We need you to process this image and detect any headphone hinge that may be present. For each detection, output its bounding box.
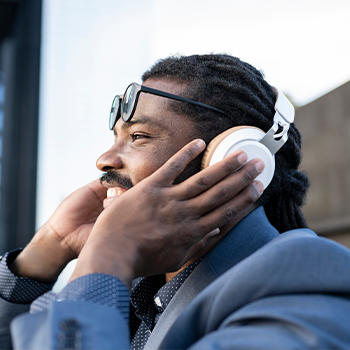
[259,112,290,155]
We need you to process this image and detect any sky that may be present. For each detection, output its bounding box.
[36,0,350,228]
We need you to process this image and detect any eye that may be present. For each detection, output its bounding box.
[131,133,149,141]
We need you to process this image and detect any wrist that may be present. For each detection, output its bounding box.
[10,223,76,283]
[70,238,136,290]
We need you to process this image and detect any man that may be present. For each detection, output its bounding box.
[1,54,350,349]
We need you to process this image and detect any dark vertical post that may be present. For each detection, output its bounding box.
[0,0,42,252]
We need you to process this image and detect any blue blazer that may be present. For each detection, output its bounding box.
[7,207,350,349]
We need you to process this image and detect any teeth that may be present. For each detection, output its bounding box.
[107,187,126,198]
[107,188,117,197]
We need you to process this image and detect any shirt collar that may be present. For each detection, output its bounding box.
[130,258,203,315]
[154,258,203,312]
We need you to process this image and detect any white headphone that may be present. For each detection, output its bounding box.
[201,88,295,189]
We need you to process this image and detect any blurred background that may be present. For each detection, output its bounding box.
[1,0,350,254]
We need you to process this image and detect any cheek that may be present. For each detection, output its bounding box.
[130,145,181,183]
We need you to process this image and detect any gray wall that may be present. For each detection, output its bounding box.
[295,81,350,247]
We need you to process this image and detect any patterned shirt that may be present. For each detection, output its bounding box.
[0,249,202,350]
[0,250,55,303]
[130,258,202,350]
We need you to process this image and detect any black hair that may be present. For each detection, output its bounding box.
[142,54,309,233]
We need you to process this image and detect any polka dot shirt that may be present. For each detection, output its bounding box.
[30,273,130,323]
[130,258,202,350]
[0,249,202,350]
[0,250,54,304]
[0,249,130,323]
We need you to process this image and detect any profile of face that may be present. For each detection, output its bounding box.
[96,79,202,208]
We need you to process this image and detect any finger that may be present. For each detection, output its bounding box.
[175,150,248,200]
[195,180,264,235]
[186,159,264,216]
[86,179,108,201]
[150,139,206,186]
[206,228,221,238]
[181,228,221,266]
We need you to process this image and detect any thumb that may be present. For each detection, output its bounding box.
[185,228,221,262]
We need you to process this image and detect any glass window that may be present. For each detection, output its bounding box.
[0,71,5,203]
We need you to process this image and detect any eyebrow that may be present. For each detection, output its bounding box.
[120,116,168,131]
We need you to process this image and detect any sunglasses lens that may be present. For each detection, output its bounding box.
[122,84,136,121]
[109,95,120,130]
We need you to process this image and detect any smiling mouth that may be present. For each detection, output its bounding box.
[103,186,128,209]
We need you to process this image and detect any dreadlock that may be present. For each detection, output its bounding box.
[142,54,309,233]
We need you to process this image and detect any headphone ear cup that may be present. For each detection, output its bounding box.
[202,126,246,169]
[201,126,275,189]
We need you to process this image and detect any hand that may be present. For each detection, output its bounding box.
[71,139,264,289]
[10,179,107,283]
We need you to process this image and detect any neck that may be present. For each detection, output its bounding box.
[165,203,257,282]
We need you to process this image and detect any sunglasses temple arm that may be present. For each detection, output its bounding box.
[142,87,226,115]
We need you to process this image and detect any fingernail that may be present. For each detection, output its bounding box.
[237,152,247,165]
[255,160,265,173]
[196,139,206,149]
[207,228,220,238]
[254,181,264,195]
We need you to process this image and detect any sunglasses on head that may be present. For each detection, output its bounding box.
[109,82,226,130]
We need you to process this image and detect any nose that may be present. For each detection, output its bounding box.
[96,145,123,172]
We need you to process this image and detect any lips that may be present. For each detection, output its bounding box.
[103,186,128,209]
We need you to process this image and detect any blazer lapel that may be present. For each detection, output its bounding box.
[144,207,279,350]
[143,258,218,350]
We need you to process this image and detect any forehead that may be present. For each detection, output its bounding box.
[138,78,188,117]
[118,79,194,131]
[143,78,187,94]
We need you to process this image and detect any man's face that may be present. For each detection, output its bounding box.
[97,79,202,208]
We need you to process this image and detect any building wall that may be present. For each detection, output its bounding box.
[295,81,350,247]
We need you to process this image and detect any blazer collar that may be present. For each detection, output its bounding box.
[144,206,279,350]
[205,205,279,275]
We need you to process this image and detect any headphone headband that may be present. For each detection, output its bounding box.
[273,87,295,124]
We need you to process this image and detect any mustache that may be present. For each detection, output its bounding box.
[100,172,134,190]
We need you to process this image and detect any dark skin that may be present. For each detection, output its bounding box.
[10,79,264,288]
